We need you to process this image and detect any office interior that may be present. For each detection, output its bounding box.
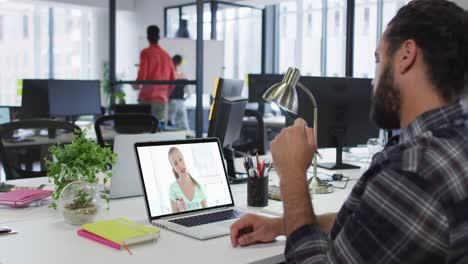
[0,0,466,178]
[1,0,468,259]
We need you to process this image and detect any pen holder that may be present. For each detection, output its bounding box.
[247,176,269,207]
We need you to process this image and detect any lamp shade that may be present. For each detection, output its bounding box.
[262,67,300,114]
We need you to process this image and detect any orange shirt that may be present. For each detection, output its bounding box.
[136,44,175,103]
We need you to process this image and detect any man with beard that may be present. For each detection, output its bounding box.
[230,0,468,263]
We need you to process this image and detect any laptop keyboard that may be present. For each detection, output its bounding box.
[169,209,245,227]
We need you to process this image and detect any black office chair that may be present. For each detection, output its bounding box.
[232,109,267,155]
[0,119,81,180]
[94,113,159,148]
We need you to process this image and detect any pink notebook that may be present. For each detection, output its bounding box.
[0,189,52,207]
[77,230,121,250]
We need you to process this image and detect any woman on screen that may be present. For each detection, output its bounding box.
[168,147,207,213]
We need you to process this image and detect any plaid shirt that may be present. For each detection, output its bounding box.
[285,102,468,263]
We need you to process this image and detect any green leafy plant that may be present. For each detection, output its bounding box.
[69,189,93,210]
[114,91,126,104]
[46,129,117,209]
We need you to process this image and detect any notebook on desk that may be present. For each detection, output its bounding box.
[135,138,245,240]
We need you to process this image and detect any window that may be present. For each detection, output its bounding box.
[363,7,370,35]
[353,0,377,78]
[278,0,346,77]
[353,0,408,78]
[278,1,297,74]
[165,2,262,80]
[0,3,48,106]
[180,3,212,40]
[23,15,28,39]
[0,15,4,41]
[302,0,322,76]
[166,8,180,38]
[326,0,346,77]
[0,2,99,106]
[54,7,98,79]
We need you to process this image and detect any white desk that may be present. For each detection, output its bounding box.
[0,149,369,264]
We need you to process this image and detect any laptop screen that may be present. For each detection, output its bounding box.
[135,138,234,219]
[0,107,11,124]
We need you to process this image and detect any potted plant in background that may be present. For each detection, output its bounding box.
[46,130,117,224]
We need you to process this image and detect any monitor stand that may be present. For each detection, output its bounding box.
[223,146,247,184]
[318,130,360,170]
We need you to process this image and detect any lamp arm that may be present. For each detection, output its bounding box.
[296,82,318,132]
[297,82,319,192]
[297,82,317,109]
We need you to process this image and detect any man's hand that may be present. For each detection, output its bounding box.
[230,214,284,247]
[271,118,317,236]
[271,118,316,183]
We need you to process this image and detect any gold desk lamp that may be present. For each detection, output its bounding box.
[262,67,333,194]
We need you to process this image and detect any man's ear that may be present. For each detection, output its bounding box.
[397,39,417,74]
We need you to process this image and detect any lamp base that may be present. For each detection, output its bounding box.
[309,177,333,194]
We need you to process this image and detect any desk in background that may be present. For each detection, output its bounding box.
[0,149,369,264]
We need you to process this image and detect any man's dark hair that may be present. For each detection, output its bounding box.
[147,25,160,44]
[173,54,183,66]
[385,0,468,100]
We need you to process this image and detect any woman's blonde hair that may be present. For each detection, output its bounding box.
[168,147,182,179]
[167,147,201,187]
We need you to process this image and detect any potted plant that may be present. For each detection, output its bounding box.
[59,181,100,225]
[46,130,117,223]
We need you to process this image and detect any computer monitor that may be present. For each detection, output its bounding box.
[48,80,101,117]
[208,78,244,137]
[298,76,379,169]
[248,74,282,103]
[248,74,379,170]
[0,106,11,124]
[114,104,151,114]
[211,97,247,148]
[21,79,50,119]
[209,96,248,183]
[113,104,153,133]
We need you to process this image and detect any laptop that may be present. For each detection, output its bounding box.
[135,138,245,240]
[0,106,11,124]
[110,132,186,199]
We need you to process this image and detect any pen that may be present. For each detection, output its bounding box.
[256,152,260,177]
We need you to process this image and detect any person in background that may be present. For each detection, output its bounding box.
[134,25,175,123]
[168,55,190,130]
[230,0,468,263]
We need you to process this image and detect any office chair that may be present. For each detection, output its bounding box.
[94,113,159,148]
[0,119,81,180]
[232,109,267,155]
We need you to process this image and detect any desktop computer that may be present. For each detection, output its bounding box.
[113,104,153,133]
[21,80,50,119]
[208,78,247,183]
[299,77,379,169]
[249,74,379,170]
[21,79,101,119]
[48,80,101,118]
[208,78,244,137]
[210,97,248,183]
